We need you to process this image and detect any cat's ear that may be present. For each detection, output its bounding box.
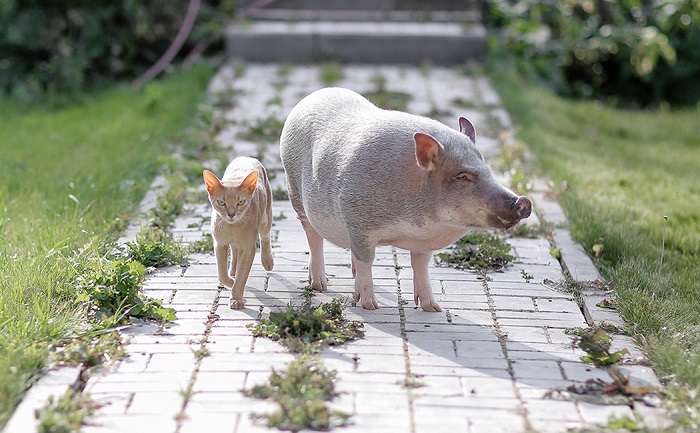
[240,170,259,194]
[203,170,222,195]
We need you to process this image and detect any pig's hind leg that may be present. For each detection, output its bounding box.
[303,223,328,291]
[286,176,328,291]
[350,239,380,310]
[411,251,442,312]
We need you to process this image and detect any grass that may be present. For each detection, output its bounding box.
[487,51,700,428]
[0,64,212,428]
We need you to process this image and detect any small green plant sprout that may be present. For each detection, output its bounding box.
[242,115,285,142]
[320,62,344,86]
[190,233,214,253]
[363,73,412,111]
[596,298,618,310]
[547,327,661,407]
[436,231,515,271]
[191,345,211,360]
[273,211,287,221]
[243,354,350,432]
[36,389,98,433]
[573,327,629,367]
[248,291,364,353]
[397,375,426,389]
[51,331,126,368]
[520,269,534,282]
[272,186,289,201]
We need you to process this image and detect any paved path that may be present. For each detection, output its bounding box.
[80,64,665,433]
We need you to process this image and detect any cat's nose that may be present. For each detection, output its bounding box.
[228,211,236,219]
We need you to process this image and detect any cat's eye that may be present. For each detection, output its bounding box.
[237,199,247,207]
[216,199,226,206]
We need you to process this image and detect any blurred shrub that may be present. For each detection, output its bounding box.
[0,0,235,102]
[487,0,700,107]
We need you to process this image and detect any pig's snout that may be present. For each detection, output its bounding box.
[512,196,532,220]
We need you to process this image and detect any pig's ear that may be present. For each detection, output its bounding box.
[458,117,476,144]
[203,170,222,195]
[414,133,443,171]
[240,170,259,194]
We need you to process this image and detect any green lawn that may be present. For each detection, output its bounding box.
[488,55,700,427]
[0,65,212,428]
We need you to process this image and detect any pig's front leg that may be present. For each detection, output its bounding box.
[351,243,379,310]
[411,251,442,312]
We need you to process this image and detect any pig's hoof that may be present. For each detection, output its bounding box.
[229,297,246,309]
[360,297,379,310]
[311,275,327,292]
[420,300,442,312]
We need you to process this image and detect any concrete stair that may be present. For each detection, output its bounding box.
[225,0,486,65]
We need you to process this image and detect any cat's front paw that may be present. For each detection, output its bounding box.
[229,297,246,309]
[261,250,274,271]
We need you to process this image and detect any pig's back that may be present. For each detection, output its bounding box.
[280,87,461,249]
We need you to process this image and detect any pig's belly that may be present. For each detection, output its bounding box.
[307,209,467,254]
[305,211,353,250]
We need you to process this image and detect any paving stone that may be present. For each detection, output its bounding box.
[81,415,178,433]
[179,414,236,433]
[355,391,411,414]
[510,359,565,381]
[525,399,582,421]
[467,416,527,433]
[127,391,183,415]
[66,62,668,433]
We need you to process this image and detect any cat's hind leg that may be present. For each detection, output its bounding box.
[260,234,274,271]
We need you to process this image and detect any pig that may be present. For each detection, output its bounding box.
[280,87,531,312]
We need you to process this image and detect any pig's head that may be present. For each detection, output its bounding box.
[414,117,531,230]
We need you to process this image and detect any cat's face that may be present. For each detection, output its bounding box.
[203,169,258,224]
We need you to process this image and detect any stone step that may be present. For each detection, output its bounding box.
[225,21,486,65]
[243,9,480,23]
[239,0,480,12]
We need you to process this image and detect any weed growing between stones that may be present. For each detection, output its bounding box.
[547,326,661,409]
[244,355,349,432]
[320,62,344,86]
[364,73,412,111]
[190,233,214,253]
[436,231,515,271]
[248,287,364,353]
[51,331,126,369]
[245,287,363,431]
[272,186,289,201]
[36,389,98,433]
[74,255,176,324]
[125,226,188,268]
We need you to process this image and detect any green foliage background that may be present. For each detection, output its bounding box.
[487,0,700,107]
[0,0,235,101]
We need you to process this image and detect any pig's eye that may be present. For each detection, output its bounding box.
[456,172,477,182]
[216,199,226,206]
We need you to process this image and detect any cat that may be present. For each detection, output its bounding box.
[203,156,274,309]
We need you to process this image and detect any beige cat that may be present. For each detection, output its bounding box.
[203,157,274,309]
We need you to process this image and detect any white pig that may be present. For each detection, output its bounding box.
[280,87,531,312]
